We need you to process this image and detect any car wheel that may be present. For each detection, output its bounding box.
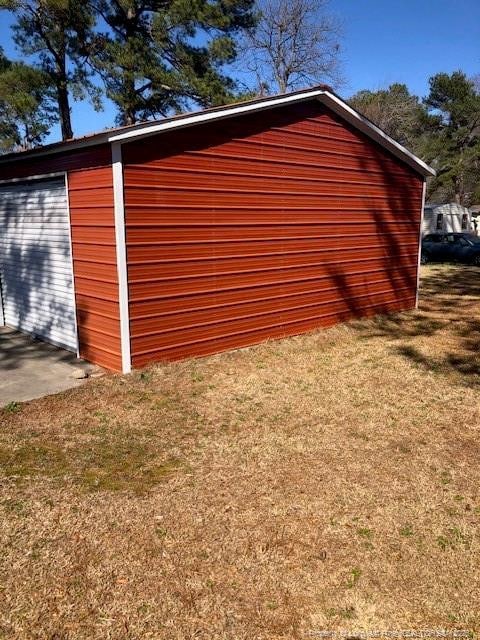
[420,253,429,265]
[472,255,480,266]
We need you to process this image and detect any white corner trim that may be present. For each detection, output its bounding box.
[415,179,427,309]
[112,142,132,374]
[63,172,80,357]
[319,93,436,178]
[108,89,326,143]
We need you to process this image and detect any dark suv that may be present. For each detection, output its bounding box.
[421,233,480,265]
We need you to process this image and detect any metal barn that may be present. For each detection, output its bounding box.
[0,87,435,372]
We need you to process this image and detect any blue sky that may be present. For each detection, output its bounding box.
[1,0,479,142]
[334,0,480,97]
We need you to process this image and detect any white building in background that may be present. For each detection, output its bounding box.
[422,202,472,236]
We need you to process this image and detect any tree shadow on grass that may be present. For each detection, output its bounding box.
[351,265,480,385]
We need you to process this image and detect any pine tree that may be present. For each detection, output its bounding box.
[90,0,256,125]
[1,0,100,140]
[423,71,480,205]
[0,48,56,152]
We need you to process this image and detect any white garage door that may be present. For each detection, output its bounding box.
[0,177,77,352]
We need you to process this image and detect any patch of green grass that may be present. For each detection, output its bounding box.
[348,429,370,441]
[436,528,470,552]
[0,433,184,494]
[2,498,26,514]
[437,535,452,551]
[449,527,470,548]
[0,444,68,478]
[326,606,356,620]
[346,567,362,588]
[440,470,452,485]
[3,401,21,414]
[399,525,414,537]
[356,527,373,539]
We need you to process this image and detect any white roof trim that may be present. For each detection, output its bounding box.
[319,93,435,177]
[107,88,435,177]
[0,88,435,177]
[108,89,326,143]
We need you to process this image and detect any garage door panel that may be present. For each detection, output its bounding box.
[3,194,65,206]
[1,258,75,277]
[0,233,71,244]
[0,223,70,235]
[2,309,77,348]
[3,295,75,321]
[0,226,68,238]
[0,178,77,352]
[2,279,77,303]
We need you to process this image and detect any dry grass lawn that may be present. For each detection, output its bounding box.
[1,264,479,639]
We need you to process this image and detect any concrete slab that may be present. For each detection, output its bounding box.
[0,327,97,406]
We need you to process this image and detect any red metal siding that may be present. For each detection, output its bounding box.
[0,145,122,371]
[67,167,122,371]
[0,145,112,180]
[123,101,423,368]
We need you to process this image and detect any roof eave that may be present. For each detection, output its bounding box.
[107,89,435,178]
[318,92,435,178]
[108,88,327,143]
[0,87,435,178]
[0,132,111,165]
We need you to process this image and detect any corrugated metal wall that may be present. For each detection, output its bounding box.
[123,101,423,368]
[0,177,77,351]
[67,167,122,370]
[0,145,122,371]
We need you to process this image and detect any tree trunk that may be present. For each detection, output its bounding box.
[123,103,136,126]
[55,48,72,140]
[57,78,73,140]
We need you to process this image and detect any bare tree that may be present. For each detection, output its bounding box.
[239,0,342,95]
[349,84,428,148]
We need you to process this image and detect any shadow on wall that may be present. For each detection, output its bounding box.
[320,131,421,321]
[0,182,79,370]
[320,133,480,384]
[351,265,480,384]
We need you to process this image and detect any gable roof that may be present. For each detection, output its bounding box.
[0,86,435,177]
